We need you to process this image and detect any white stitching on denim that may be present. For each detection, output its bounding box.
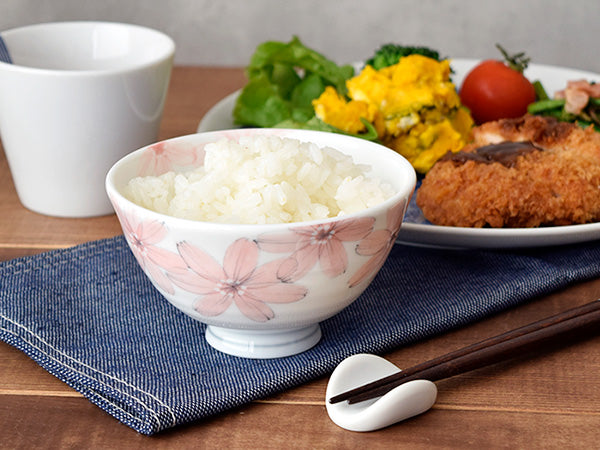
[89,389,148,432]
[0,321,168,430]
[0,324,163,430]
[0,315,177,429]
[0,237,177,430]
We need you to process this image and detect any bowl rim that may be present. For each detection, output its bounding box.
[0,21,175,76]
[105,128,417,231]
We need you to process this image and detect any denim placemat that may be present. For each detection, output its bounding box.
[2,235,600,435]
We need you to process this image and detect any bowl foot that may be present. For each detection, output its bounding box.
[205,323,322,358]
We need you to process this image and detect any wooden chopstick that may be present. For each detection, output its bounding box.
[329,300,600,405]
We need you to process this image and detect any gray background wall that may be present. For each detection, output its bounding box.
[2,0,599,72]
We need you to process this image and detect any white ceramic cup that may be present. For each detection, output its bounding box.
[0,22,175,217]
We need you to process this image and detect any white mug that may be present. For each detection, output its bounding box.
[0,21,175,217]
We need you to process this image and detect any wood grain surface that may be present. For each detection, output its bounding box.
[1,66,599,449]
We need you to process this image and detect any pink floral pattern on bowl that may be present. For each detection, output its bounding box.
[113,204,187,295]
[106,128,416,358]
[349,200,406,287]
[256,217,375,282]
[168,238,308,322]
[113,196,405,323]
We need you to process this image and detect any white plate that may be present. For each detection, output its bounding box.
[197,59,600,249]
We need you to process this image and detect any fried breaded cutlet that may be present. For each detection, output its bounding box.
[416,115,600,227]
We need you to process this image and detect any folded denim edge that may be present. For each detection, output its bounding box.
[0,316,175,435]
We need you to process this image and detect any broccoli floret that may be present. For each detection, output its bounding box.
[366,44,442,70]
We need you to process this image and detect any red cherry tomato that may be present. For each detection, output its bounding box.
[459,59,536,124]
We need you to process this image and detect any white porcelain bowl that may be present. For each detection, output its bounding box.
[106,129,416,358]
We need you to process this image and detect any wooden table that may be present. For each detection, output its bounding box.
[1,67,599,449]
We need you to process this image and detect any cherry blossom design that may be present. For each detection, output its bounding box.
[167,238,308,322]
[138,140,204,176]
[257,217,375,282]
[348,201,406,288]
[115,206,187,294]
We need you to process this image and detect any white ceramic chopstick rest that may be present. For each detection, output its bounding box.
[326,354,437,432]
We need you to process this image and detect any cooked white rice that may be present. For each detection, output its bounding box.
[124,135,395,224]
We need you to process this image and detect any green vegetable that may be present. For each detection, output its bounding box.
[527,98,565,114]
[233,36,354,128]
[365,44,442,70]
[528,94,600,131]
[532,80,549,101]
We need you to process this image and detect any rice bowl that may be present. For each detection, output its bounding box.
[106,128,416,358]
